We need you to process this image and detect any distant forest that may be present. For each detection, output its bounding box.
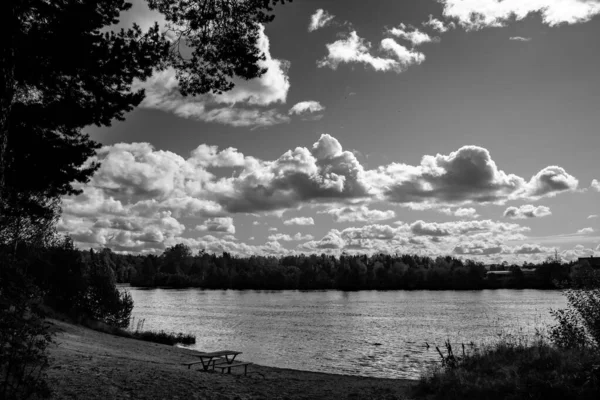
[82,244,591,291]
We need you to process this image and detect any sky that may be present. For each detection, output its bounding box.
[60,0,600,264]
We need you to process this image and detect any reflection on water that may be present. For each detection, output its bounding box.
[125,288,565,379]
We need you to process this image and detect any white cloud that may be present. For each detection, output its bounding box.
[591,179,600,191]
[268,233,315,242]
[269,227,278,232]
[387,23,439,46]
[319,205,395,223]
[422,14,455,33]
[441,207,480,218]
[132,25,290,127]
[369,145,578,208]
[61,136,581,254]
[196,217,236,234]
[588,214,598,219]
[577,227,595,235]
[504,204,552,219]
[318,31,425,73]
[440,0,600,30]
[509,36,532,41]
[309,9,335,32]
[283,217,315,226]
[289,101,325,115]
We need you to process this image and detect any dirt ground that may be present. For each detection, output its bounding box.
[46,319,417,400]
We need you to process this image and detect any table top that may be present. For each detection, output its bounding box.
[196,350,242,358]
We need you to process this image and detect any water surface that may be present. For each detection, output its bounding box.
[125,288,565,379]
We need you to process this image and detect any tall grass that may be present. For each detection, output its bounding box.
[417,336,599,400]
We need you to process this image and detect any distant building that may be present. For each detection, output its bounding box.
[577,257,600,269]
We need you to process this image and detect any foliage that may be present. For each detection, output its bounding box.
[550,269,600,350]
[89,244,577,290]
[417,338,600,400]
[0,255,53,400]
[148,0,292,95]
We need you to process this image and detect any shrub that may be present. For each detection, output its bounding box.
[0,257,53,400]
[550,269,600,350]
[417,338,600,400]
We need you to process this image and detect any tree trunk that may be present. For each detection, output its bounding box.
[0,1,17,199]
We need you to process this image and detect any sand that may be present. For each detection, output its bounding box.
[46,319,418,400]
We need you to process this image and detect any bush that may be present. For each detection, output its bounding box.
[0,257,53,400]
[550,269,600,350]
[417,338,600,400]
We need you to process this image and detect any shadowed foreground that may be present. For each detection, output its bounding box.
[47,320,416,399]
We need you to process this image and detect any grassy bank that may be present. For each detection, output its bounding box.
[416,338,600,400]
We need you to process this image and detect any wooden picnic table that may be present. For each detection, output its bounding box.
[193,350,242,371]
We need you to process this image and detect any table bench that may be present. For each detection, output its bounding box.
[212,361,252,376]
[183,350,243,372]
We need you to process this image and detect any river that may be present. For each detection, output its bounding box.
[124,288,566,379]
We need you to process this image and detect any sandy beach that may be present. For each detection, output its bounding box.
[46,319,417,400]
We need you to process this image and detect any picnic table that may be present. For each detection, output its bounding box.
[183,350,251,375]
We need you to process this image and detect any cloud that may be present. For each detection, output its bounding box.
[454,207,480,218]
[61,136,581,254]
[369,145,578,207]
[196,217,236,234]
[422,14,456,33]
[309,9,335,32]
[410,219,529,237]
[591,179,600,191]
[440,0,600,30]
[509,36,532,41]
[132,25,290,127]
[512,244,553,255]
[525,166,579,198]
[386,23,440,46]
[283,217,315,226]
[319,205,396,223]
[318,31,425,73]
[577,227,595,235]
[268,233,315,242]
[504,204,552,219]
[289,101,325,116]
[440,207,480,218]
[588,215,598,219]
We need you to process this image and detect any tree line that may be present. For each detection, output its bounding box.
[87,243,582,291]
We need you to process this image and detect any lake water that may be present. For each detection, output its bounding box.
[124,288,566,379]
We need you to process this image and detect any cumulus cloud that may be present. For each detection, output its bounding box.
[440,0,600,30]
[512,244,553,255]
[422,14,455,32]
[268,233,314,241]
[504,204,552,219]
[386,23,440,46]
[309,9,335,32]
[61,135,580,254]
[289,101,325,116]
[369,145,578,207]
[588,215,598,219]
[525,166,579,198]
[319,205,395,223]
[509,36,532,41]
[577,227,595,235]
[591,179,600,191]
[410,219,529,237]
[132,25,290,127]
[440,207,480,218]
[318,31,425,73]
[283,217,315,226]
[196,217,236,234]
